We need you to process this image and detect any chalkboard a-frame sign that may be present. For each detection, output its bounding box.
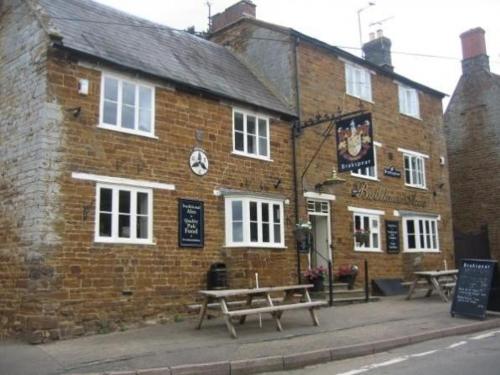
[178,199,204,248]
[451,259,499,320]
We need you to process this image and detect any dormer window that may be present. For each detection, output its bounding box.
[398,84,420,118]
[345,63,372,102]
[99,74,155,138]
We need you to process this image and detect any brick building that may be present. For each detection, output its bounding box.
[0,0,297,341]
[0,0,455,342]
[210,3,454,286]
[444,28,500,263]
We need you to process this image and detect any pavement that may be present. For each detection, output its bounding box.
[1,295,500,375]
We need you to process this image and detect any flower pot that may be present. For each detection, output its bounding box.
[310,277,325,292]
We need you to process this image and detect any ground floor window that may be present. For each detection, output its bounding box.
[403,216,439,252]
[225,196,284,248]
[348,207,383,252]
[95,183,153,244]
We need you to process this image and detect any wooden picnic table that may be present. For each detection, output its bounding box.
[406,269,459,302]
[196,284,326,338]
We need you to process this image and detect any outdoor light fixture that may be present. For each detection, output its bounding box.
[315,169,346,191]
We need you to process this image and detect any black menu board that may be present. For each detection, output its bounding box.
[178,199,204,248]
[385,221,400,254]
[451,259,498,320]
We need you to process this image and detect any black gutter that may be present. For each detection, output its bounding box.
[292,36,302,284]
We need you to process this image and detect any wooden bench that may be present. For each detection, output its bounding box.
[406,270,458,302]
[196,285,326,338]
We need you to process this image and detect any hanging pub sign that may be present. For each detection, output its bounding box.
[178,199,204,248]
[336,113,374,173]
[385,220,400,253]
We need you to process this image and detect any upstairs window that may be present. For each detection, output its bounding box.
[404,153,426,188]
[345,63,372,102]
[398,84,420,118]
[100,74,155,137]
[233,109,270,160]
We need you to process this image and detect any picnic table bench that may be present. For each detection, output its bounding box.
[196,284,326,338]
[406,270,458,302]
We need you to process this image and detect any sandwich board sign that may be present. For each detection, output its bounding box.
[451,259,499,320]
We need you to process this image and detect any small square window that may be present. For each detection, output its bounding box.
[345,63,372,102]
[232,110,270,160]
[398,85,420,118]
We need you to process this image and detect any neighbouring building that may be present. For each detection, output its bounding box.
[444,28,500,263]
[0,0,297,341]
[210,2,454,285]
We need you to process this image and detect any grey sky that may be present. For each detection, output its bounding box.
[94,0,500,110]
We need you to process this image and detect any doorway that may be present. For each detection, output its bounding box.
[307,199,332,268]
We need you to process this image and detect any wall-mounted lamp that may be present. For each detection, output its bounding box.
[66,106,81,118]
[315,169,346,191]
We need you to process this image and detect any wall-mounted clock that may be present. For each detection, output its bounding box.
[189,148,209,176]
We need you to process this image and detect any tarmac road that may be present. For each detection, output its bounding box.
[265,329,500,375]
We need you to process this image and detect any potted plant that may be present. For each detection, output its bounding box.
[336,264,359,290]
[303,266,327,292]
[354,229,370,247]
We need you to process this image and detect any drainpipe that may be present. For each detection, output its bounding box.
[293,36,302,284]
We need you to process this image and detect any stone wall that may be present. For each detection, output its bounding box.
[0,0,64,339]
[31,51,298,341]
[444,71,500,262]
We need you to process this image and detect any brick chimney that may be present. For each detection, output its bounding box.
[460,27,490,74]
[362,30,393,71]
[210,1,256,33]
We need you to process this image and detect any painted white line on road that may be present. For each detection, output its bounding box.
[470,330,500,340]
[336,369,369,375]
[410,350,439,358]
[447,341,467,349]
[370,356,409,368]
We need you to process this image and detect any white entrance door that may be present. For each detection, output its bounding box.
[307,199,331,269]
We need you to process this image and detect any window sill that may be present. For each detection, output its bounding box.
[345,92,374,104]
[224,244,286,250]
[231,151,273,162]
[403,249,440,253]
[98,124,159,140]
[351,174,379,182]
[94,238,156,245]
[404,184,428,191]
[354,248,383,253]
[399,112,422,121]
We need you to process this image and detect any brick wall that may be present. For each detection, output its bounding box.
[444,71,500,261]
[17,50,297,341]
[213,20,455,284]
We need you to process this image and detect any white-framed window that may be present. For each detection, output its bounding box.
[345,63,372,102]
[403,216,439,252]
[351,143,380,180]
[99,74,155,137]
[95,183,153,244]
[403,153,426,188]
[398,84,420,118]
[233,109,270,160]
[225,196,284,248]
[348,207,383,252]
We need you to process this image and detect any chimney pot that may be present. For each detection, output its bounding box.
[376,29,383,38]
[369,32,375,41]
[210,0,256,33]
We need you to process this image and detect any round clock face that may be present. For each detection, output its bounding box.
[189,149,209,176]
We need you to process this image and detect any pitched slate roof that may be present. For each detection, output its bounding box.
[37,0,294,116]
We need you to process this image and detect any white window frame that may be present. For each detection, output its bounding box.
[232,108,271,161]
[351,142,381,181]
[348,207,383,252]
[224,196,284,248]
[402,216,440,252]
[345,63,373,102]
[95,183,154,244]
[399,148,428,189]
[398,84,420,119]
[99,73,156,138]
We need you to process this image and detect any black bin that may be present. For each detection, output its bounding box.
[207,262,227,290]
